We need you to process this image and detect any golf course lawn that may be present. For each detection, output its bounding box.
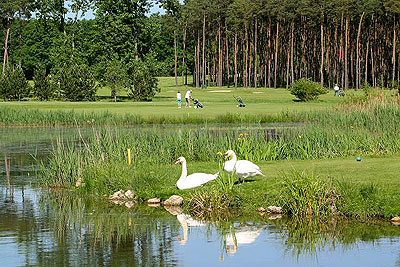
[1,77,361,119]
[183,154,400,215]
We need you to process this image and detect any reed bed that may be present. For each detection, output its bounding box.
[0,106,300,126]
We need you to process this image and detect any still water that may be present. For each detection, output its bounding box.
[1,126,400,266]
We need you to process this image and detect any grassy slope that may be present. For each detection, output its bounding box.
[85,154,400,218]
[1,77,357,119]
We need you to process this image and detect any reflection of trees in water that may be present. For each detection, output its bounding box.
[2,185,400,265]
[35,192,183,266]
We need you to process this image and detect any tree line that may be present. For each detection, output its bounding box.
[1,0,400,100]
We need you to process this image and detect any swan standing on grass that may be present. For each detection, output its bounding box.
[174,157,219,189]
[223,150,264,181]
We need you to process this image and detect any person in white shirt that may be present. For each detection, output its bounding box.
[177,91,182,108]
[185,90,192,108]
[334,84,340,96]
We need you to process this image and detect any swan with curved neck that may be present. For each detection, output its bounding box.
[223,150,264,181]
[174,157,219,189]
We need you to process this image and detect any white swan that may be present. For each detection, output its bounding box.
[174,157,219,189]
[223,150,264,181]
[225,225,262,254]
[164,206,206,245]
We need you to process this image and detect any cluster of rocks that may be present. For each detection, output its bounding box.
[257,206,283,220]
[109,191,184,210]
[146,195,184,207]
[109,190,136,208]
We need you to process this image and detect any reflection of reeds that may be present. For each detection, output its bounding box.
[186,170,240,218]
[278,216,400,258]
[41,192,181,247]
[4,155,13,202]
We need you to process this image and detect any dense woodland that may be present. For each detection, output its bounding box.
[1,0,400,92]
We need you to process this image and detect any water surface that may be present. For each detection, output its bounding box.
[1,126,400,266]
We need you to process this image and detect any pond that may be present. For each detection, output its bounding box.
[1,126,400,266]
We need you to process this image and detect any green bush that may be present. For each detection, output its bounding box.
[57,63,98,101]
[103,60,128,101]
[126,59,160,101]
[33,66,55,101]
[290,78,328,101]
[0,67,30,101]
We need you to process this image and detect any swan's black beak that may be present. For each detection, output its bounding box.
[224,153,229,159]
[174,159,180,164]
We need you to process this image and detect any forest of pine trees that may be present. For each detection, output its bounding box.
[178,0,400,89]
[1,0,400,90]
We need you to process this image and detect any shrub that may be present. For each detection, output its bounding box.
[126,59,160,101]
[290,78,328,101]
[33,66,55,101]
[0,67,30,101]
[57,63,98,101]
[103,60,128,102]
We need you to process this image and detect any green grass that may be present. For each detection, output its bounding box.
[0,76,358,125]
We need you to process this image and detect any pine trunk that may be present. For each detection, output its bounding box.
[274,21,279,89]
[234,32,238,89]
[392,16,397,88]
[174,30,178,87]
[356,12,365,90]
[202,14,206,86]
[254,18,258,88]
[320,16,324,87]
[182,25,187,85]
[344,16,349,90]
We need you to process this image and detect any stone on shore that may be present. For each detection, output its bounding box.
[125,201,135,209]
[148,198,161,204]
[124,190,135,199]
[257,207,266,213]
[110,190,125,200]
[163,195,183,206]
[391,217,400,225]
[267,206,283,214]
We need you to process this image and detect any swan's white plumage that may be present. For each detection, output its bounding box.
[225,226,262,254]
[223,150,264,180]
[175,157,218,189]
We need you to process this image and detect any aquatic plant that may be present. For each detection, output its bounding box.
[280,171,339,217]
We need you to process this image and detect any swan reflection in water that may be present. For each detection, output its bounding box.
[225,224,263,255]
[164,206,206,245]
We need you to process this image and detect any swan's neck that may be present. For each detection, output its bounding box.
[230,153,237,162]
[177,161,188,185]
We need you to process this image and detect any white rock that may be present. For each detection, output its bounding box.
[163,195,183,206]
[267,206,283,214]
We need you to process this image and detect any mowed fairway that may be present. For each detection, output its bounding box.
[1,77,358,119]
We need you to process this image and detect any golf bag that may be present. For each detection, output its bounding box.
[234,96,246,107]
[193,99,203,108]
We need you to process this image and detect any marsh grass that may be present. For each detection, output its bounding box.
[0,106,300,126]
[280,171,339,217]
[186,169,240,217]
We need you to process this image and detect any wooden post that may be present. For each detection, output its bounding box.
[127,149,131,165]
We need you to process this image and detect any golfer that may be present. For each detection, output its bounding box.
[177,91,182,108]
[185,89,192,108]
[334,84,340,96]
